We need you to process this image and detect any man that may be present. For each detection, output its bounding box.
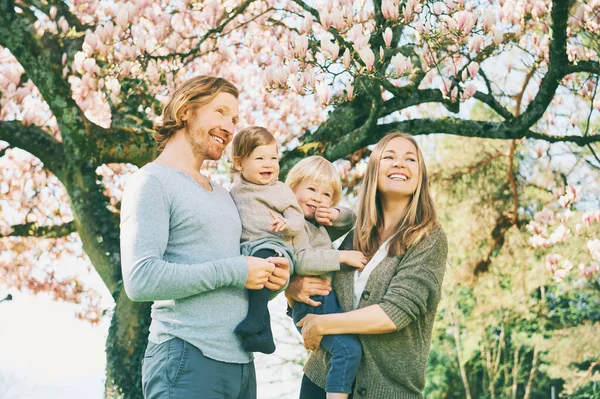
[120,76,290,398]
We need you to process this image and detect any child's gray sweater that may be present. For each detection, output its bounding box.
[229,177,304,260]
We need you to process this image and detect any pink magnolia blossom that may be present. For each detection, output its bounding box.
[390,53,408,75]
[358,46,375,71]
[320,9,332,30]
[345,80,353,101]
[381,0,399,21]
[343,48,351,69]
[529,234,549,248]
[115,8,130,30]
[403,5,413,23]
[450,86,458,102]
[288,74,305,94]
[461,69,468,82]
[494,25,504,46]
[463,82,477,99]
[454,10,475,36]
[320,38,340,61]
[441,77,452,96]
[549,224,569,244]
[469,36,484,53]
[302,13,314,34]
[588,239,600,261]
[85,32,99,52]
[569,114,578,127]
[534,141,546,157]
[582,211,600,226]
[383,27,393,48]
[432,2,445,15]
[315,80,331,105]
[579,263,600,279]
[482,11,495,33]
[58,16,69,33]
[329,9,345,30]
[467,61,479,78]
[294,35,308,58]
[545,253,561,272]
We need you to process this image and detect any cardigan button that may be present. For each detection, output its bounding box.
[361,291,370,301]
[357,387,367,396]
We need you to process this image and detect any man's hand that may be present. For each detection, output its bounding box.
[285,275,331,307]
[244,256,275,289]
[264,256,291,291]
[296,314,325,350]
[268,210,287,232]
[315,206,340,226]
[339,250,368,271]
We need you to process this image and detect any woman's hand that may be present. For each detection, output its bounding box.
[285,275,331,307]
[296,314,325,350]
[264,257,290,291]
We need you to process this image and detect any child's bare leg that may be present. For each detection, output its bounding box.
[326,393,348,399]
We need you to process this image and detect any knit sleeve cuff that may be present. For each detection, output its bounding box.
[213,255,248,288]
[379,302,415,331]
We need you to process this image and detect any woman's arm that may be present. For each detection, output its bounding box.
[298,229,448,349]
[296,305,396,349]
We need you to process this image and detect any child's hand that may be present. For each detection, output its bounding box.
[339,250,368,271]
[315,206,340,226]
[269,210,287,232]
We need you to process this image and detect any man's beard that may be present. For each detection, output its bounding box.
[184,126,222,161]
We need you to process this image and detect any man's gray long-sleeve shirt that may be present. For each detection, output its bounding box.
[120,162,252,364]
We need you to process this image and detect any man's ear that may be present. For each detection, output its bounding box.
[181,106,191,122]
[233,157,243,171]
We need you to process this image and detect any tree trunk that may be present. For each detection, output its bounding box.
[105,285,152,398]
[523,346,539,399]
[450,310,473,399]
[512,345,521,399]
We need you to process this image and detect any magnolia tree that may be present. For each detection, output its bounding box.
[1,0,600,397]
[528,185,600,284]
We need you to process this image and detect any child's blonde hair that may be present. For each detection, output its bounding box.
[285,156,343,205]
[232,126,276,159]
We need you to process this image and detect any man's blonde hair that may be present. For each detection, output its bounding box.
[354,132,438,257]
[232,126,276,160]
[285,156,343,205]
[153,76,239,151]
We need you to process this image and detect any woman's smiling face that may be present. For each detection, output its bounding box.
[377,137,420,200]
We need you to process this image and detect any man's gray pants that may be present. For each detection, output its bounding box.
[141,337,256,398]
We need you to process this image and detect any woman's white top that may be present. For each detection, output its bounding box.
[353,237,392,309]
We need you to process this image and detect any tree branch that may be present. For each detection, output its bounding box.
[147,0,256,63]
[5,221,76,238]
[0,0,83,130]
[511,0,570,130]
[322,117,600,162]
[568,60,600,75]
[380,84,460,115]
[473,91,514,120]
[92,124,158,167]
[0,121,65,178]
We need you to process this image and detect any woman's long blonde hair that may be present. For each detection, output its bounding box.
[354,132,439,257]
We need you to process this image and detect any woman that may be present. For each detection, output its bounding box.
[287,132,448,399]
